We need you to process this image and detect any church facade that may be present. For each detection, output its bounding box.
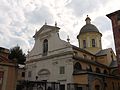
[26,16,120,90]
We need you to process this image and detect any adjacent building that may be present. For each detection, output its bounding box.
[0,47,17,90]
[106,10,120,72]
[26,16,120,90]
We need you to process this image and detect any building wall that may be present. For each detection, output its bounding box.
[27,26,72,62]
[78,32,102,54]
[6,66,17,90]
[73,49,95,61]
[107,10,120,71]
[17,68,25,81]
[0,65,8,90]
[26,24,120,90]
[73,75,88,84]
[26,54,73,82]
[96,55,107,65]
[96,48,116,66]
[26,54,74,90]
[26,25,74,83]
[87,73,120,90]
[0,63,17,90]
[0,47,17,90]
[105,78,120,90]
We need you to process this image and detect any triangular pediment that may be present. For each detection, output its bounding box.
[33,25,60,38]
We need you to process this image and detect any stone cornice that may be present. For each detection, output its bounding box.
[26,51,73,64]
[0,63,17,67]
[73,55,109,68]
[27,46,72,58]
[72,45,95,56]
[73,71,120,79]
[106,10,120,18]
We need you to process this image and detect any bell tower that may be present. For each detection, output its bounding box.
[106,10,120,72]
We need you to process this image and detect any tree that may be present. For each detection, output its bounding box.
[8,46,26,65]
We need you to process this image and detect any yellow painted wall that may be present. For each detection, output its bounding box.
[74,61,88,70]
[78,32,102,54]
[96,55,108,65]
[73,74,88,84]
[89,76,120,90]
[73,60,109,74]
[73,49,96,61]
[91,78,103,90]
[104,78,120,90]
[96,48,117,66]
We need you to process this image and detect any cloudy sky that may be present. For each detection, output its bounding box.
[0,0,120,54]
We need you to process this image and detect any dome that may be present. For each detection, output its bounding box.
[78,15,101,35]
[80,24,100,34]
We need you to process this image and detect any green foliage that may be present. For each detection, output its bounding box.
[8,46,26,64]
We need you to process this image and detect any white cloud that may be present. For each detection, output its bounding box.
[67,0,109,17]
[102,31,115,52]
[25,5,53,25]
[93,16,112,33]
[0,0,120,54]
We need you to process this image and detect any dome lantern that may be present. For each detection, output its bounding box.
[85,15,91,24]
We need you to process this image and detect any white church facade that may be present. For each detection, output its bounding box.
[26,24,75,90]
[25,16,120,90]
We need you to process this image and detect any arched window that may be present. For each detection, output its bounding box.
[96,68,101,73]
[43,39,48,55]
[92,39,95,47]
[103,70,108,74]
[83,40,86,48]
[74,62,82,72]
